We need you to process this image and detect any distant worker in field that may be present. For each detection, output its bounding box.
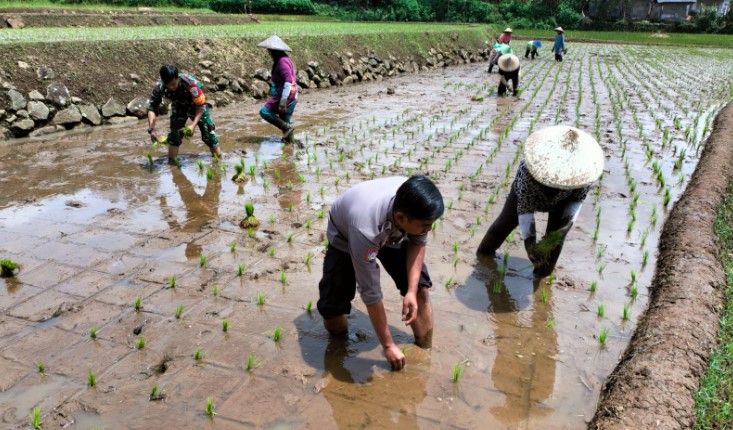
[488,43,513,74]
[257,35,298,144]
[525,39,542,60]
[487,28,512,73]
[147,64,221,162]
[317,175,444,371]
[476,125,604,277]
[497,27,513,44]
[552,27,565,62]
[497,54,520,97]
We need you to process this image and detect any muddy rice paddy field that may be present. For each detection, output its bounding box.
[1,43,733,429]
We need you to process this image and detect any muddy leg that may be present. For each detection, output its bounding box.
[324,315,348,336]
[477,185,518,256]
[411,288,433,348]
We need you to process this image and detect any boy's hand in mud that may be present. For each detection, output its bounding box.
[402,292,418,325]
[384,344,406,371]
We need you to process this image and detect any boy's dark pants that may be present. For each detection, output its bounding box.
[317,242,432,320]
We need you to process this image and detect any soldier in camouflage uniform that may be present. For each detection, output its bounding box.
[146,64,221,162]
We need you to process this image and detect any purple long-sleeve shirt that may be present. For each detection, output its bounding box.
[264,56,298,112]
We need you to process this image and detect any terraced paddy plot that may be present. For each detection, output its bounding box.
[0,43,732,428]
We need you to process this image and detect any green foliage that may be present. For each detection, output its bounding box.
[211,0,316,14]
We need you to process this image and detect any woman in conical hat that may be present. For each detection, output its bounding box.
[257,35,299,144]
[552,27,565,62]
[497,53,520,97]
[477,125,604,277]
[525,39,542,60]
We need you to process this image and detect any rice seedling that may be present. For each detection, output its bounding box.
[640,230,649,247]
[206,168,214,180]
[642,250,650,266]
[246,354,257,371]
[241,203,259,228]
[87,369,97,387]
[630,269,637,285]
[288,202,294,212]
[598,262,607,276]
[147,152,154,166]
[453,241,459,253]
[137,337,146,349]
[273,327,283,342]
[168,276,176,288]
[173,157,180,167]
[175,304,184,319]
[663,187,671,206]
[256,292,266,306]
[306,300,313,313]
[31,407,41,430]
[476,216,482,226]
[631,285,639,301]
[596,245,605,260]
[317,210,325,219]
[0,259,20,277]
[445,276,455,289]
[37,360,45,375]
[134,297,142,312]
[149,384,159,401]
[205,398,217,418]
[213,285,218,297]
[88,325,98,340]
[546,319,556,329]
[598,327,609,347]
[247,228,256,238]
[597,303,605,318]
[492,280,502,294]
[197,160,205,170]
[304,252,313,267]
[452,363,464,382]
[280,270,288,285]
[199,252,207,268]
[230,241,237,252]
[248,164,256,177]
[269,248,277,257]
[222,319,229,333]
[237,263,245,276]
[498,264,507,279]
[540,289,549,303]
[622,303,630,321]
[194,348,202,361]
[305,219,312,229]
[590,280,598,293]
[626,220,634,233]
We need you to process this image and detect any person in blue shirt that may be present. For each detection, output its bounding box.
[552,27,565,62]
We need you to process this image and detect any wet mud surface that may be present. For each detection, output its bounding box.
[1,44,733,429]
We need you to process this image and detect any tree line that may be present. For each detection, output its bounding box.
[48,0,733,33]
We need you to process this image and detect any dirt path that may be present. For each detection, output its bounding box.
[591,101,733,429]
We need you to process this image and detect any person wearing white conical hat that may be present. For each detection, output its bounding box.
[477,125,604,277]
[552,27,565,62]
[497,54,520,96]
[256,35,299,144]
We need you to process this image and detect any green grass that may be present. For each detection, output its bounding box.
[694,188,733,429]
[0,22,490,45]
[0,0,214,13]
[516,29,733,48]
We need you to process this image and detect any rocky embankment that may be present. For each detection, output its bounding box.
[0,36,490,140]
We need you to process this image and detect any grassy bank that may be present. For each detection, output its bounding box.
[694,188,733,429]
[0,22,488,44]
[0,0,212,12]
[516,29,733,48]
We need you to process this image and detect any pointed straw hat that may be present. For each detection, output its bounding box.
[554,26,564,32]
[504,27,513,33]
[523,125,604,189]
[256,35,292,52]
[498,54,520,72]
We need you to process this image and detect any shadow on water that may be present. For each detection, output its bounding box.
[455,255,557,428]
[294,309,429,429]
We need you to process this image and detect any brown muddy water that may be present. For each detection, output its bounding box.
[1,44,732,430]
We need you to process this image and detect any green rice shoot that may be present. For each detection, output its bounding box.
[87,369,96,387]
[452,363,464,382]
[246,354,257,372]
[194,348,202,361]
[137,337,145,349]
[175,304,184,319]
[273,327,283,342]
[88,325,98,340]
[205,398,216,418]
[222,319,229,333]
[31,407,41,430]
[134,297,142,312]
[37,360,45,375]
[0,259,20,277]
[598,327,609,347]
[149,384,159,401]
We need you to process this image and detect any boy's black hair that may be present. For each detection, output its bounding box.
[394,175,444,221]
[160,64,179,84]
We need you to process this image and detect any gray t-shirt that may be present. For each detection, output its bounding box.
[327,177,429,306]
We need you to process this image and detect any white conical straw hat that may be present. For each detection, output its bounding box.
[504,27,513,33]
[257,35,292,52]
[554,26,564,32]
[523,125,604,189]
[498,54,520,72]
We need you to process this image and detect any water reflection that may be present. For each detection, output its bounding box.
[159,166,221,259]
[458,256,557,428]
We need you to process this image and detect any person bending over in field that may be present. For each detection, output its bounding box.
[525,39,542,60]
[147,64,221,162]
[317,175,444,371]
[476,125,604,277]
[497,54,520,97]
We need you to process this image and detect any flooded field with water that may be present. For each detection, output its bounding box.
[1,43,733,429]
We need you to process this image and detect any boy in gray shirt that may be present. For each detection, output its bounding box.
[318,175,444,370]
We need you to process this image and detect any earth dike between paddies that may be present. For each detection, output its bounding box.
[0,24,493,139]
[591,101,733,429]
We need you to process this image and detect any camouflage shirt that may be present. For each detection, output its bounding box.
[147,74,207,114]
